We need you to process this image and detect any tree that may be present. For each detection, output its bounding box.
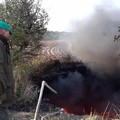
[0,0,49,63]
[114,26,120,41]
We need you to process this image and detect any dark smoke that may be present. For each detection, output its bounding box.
[60,6,120,114]
[59,5,120,115]
[31,60,120,116]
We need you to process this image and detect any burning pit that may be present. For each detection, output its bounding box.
[30,59,120,118]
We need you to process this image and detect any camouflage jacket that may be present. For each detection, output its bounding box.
[0,35,15,107]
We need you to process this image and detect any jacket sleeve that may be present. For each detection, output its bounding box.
[0,42,5,77]
[0,42,7,102]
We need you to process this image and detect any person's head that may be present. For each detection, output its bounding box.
[0,21,12,40]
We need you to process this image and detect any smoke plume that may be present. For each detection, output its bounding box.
[31,3,120,117]
[46,5,120,116]
[69,7,120,73]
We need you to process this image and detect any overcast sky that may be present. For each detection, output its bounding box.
[1,0,120,31]
[42,0,102,31]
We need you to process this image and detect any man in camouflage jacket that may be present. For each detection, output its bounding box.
[0,21,15,120]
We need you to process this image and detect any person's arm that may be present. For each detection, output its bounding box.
[0,42,7,102]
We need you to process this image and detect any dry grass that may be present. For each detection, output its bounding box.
[10,111,102,120]
[10,110,120,120]
[10,112,34,120]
